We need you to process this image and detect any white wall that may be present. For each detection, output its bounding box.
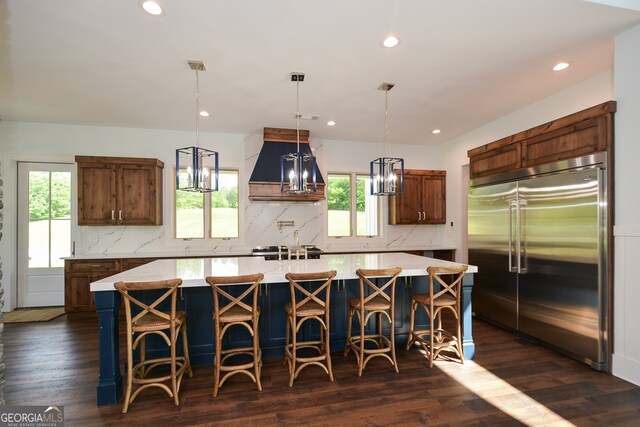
[433,71,613,263]
[0,121,455,311]
[613,23,640,386]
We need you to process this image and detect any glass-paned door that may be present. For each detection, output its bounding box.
[17,162,76,307]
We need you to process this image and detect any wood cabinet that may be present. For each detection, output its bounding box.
[76,156,163,226]
[388,169,446,225]
[468,101,616,179]
[64,257,157,312]
[64,259,119,311]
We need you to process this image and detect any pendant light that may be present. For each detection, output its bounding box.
[280,72,317,194]
[176,61,219,193]
[370,82,404,196]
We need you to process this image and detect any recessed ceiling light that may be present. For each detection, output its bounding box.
[553,62,570,71]
[432,129,441,134]
[383,35,400,48]
[199,111,210,117]
[327,120,336,126]
[141,1,163,16]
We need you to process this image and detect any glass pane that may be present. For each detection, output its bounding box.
[50,219,71,267]
[327,174,351,237]
[29,219,49,268]
[51,172,71,219]
[29,171,50,220]
[356,175,379,236]
[211,170,239,238]
[175,170,205,239]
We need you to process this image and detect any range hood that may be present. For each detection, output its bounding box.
[249,127,325,201]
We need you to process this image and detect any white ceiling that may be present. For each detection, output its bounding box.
[1,0,640,145]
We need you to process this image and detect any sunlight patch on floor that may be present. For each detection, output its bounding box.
[436,360,575,426]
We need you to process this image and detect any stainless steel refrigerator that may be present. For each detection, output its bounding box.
[468,153,608,370]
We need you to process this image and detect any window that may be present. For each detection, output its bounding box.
[28,170,72,268]
[356,174,380,236]
[211,170,239,239]
[327,173,380,238]
[175,169,239,239]
[327,174,352,237]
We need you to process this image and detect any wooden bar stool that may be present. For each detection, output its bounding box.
[284,270,336,387]
[344,267,402,376]
[114,279,193,413]
[206,274,263,397]
[406,265,468,367]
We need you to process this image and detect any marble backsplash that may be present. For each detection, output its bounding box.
[77,133,455,258]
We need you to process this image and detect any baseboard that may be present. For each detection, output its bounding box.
[612,353,640,386]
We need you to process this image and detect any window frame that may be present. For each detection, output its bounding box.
[209,169,240,240]
[327,172,381,239]
[355,173,381,237]
[173,167,240,240]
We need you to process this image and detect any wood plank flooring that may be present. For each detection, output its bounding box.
[4,312,640,426]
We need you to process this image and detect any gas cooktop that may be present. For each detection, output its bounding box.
[251,245,323,261]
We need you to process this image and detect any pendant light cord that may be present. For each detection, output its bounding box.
[384,88,389,158]
[195,69,200,148]
[296,79,300,152]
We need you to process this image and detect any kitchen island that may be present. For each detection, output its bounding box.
[91,252,477,405]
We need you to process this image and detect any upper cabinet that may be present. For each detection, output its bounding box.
[468,101,616,179]
[388,169,446,225]
[76,156,164,226]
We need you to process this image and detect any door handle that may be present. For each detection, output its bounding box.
[118,210,123,222]
[418,211,421,221]
[111,210,115,221]
[518,200,528,274]
[508,200,517,272]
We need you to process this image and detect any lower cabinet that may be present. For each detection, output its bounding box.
[64,259,119,312]
[64,257,156,312]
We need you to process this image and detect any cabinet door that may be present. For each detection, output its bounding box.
[389,174,421,224]
[117,164,157,225]
[421,174,446,224]
[65,274,94,311]
[77,163,116,225]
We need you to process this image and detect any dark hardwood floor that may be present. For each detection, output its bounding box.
[4,312,640,426]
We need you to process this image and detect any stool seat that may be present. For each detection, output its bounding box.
[285,300,324,317]
[348,296,391,311]
[219,305,261,323]
[133,311,187,331]
[410,293,457,307]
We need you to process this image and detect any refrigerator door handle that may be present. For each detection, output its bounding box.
[518,199,528,274]
[509,200,518,272]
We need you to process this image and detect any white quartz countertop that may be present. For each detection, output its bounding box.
[90,252,477,292]
[65,247,456,261]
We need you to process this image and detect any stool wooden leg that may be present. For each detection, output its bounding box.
[122,330,134,413]
[325,315,334,382]
[213,321,222,398]
[358,309,365,377]
[406,300,416,350]
[284,314,291,365]
[182,322,193,377]
[429,306,435,368]
[344,307,354,357]
[171,327,179,406]
[254,320,262,392]
[289,316,297,387]
[390,309,398,373]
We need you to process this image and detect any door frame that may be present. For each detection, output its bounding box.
[16,161,78,308]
